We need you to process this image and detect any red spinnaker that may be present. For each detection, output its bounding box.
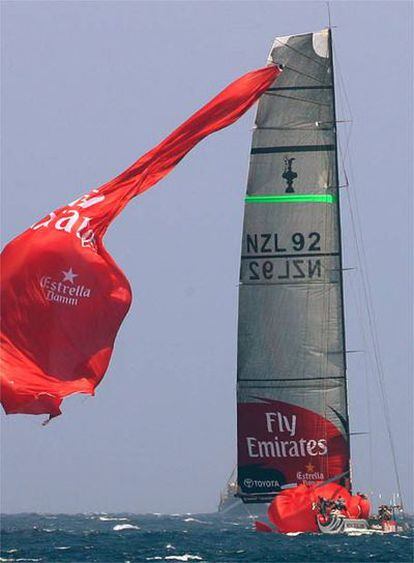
[1,65,281,419]
[268,483,371,533]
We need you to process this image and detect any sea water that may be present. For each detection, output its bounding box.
[1,513,412,562]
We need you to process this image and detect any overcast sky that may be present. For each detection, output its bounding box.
[1,1,412,514]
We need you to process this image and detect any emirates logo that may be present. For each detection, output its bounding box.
[40,268,92,306]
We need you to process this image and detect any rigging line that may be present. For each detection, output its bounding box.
[327,2,332,29]
[334,39,404,505]
[265,91,331,107]
[349,273,376,503]
[333,42,354,123]
[253,121,352,132]
[283,64,328,85]
[340,124,353,174]
[337,123,353,187]
[255,126,331,131]
[333,51,354,179]
[345,160,405,509]
[336,66,353,127]
[273,37,327,68]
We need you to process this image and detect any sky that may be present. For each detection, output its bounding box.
[1,1,412,514]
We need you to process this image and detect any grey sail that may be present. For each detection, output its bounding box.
[237,29,350,503]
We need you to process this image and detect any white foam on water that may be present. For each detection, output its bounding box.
[146,558,163,561]
[113,524,140,531]
[6,551,18,554]
[165,556,202,562]
[55,547,70,550]
[99,516,129,522]
[166,544,176,550]
[182,518,204,523]
[286,532,303,536]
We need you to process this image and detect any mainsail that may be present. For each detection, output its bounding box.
[237,29,350,503]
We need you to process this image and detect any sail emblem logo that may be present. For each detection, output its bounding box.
[282,156,298,193]
[39,267,92,307]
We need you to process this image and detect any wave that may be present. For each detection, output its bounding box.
[165,556,203,562]
[112,524,140,531]
[99,516,129,522]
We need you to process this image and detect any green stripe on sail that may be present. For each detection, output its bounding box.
[245,194,337,204]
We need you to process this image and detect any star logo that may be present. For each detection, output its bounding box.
[62,267,78,284]
[305,463,315,473]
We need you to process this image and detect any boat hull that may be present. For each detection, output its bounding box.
[317,516,369,534]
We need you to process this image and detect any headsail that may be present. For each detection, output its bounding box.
[237,29,350,503]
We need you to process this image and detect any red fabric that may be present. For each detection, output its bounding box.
[268,483,353,533]
[348,494,371,519]
[255,520,273,533]
[358,496,371,519]
[1,65,281,418]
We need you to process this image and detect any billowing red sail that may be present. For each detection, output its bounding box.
[348,493,371,520]
[1,64,281,419]
[267,482,370,533]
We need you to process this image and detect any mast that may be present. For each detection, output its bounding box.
[236,29,351,503]
[327,27,352,490]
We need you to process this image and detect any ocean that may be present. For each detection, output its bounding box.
[1,513,412,563]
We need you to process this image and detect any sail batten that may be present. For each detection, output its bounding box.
[236,29,350,503]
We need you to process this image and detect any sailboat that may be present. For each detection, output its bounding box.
[226,28,405,533]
